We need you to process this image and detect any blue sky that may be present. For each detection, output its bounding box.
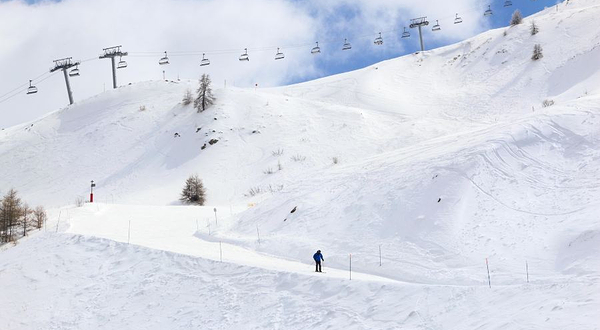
[299,0,560,83]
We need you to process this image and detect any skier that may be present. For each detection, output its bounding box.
[313,250,324,272]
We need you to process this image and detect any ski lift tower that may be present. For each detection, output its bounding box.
[99,45,128,89]
[409,17,429,52]
[50,57,80,105]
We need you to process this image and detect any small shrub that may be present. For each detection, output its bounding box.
[246,186,263,197]
[291,154,306,162]
[182,89,193,106]
[267,184,284,193]
[332,157,339,165]
[272,148,284,156]
[510,9,523,26]
[263,167,274,175]
[542,99,555,108]
[530,20,539,35]
[277,160,283,171]
[180,174,206,205]
[532,44,543,60]
[75,196,84,207]
[139,105,147,111]
[503,30,508,37]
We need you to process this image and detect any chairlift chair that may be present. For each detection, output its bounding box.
[26,80,38,95]
[342,38,352,51]
[432,20,441,31]
[69,65,80,77]
[454,13,463,24]
[117,57,128,69]
[504,0,512,7]
[239,48,249,61]
[311,42,321,54]
[484,5,493,16]
[275,48,285,60]
[159,51,169,65]
[374,32,383,45]
[402,27,410,38]
[200,53,210,66]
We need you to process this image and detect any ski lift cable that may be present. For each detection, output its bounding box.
[125,2,506,58]
[0,71,50,100]
[123,2,503,58]
[126,27,410,57]
[0,71,59,105]
[1,1,519,99]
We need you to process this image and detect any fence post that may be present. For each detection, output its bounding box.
[486,258,491,288]
[526,260,529,283]
[55,211,61,233]
[256,224,261,244]
[349,253,352,280]
[379,245,382,267]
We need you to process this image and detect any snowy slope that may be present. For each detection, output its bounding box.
[1,1,600,329]
[2,233,596,330]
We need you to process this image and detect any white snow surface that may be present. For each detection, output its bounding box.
[1,1,600,329]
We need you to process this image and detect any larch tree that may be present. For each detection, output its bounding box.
[194,74,215,113]
[180,174,206,205]
[0,189,22,242]
[532,44,544,60]
[510,9,523,26]
[530,20,539,35]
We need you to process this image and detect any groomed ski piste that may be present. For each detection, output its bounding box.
[1,1,600,329]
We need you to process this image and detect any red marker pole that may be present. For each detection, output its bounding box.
[90,180,96,203]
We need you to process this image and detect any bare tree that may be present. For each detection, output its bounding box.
[20,203,31,237]
[532,44,544,60]
[510,9,523,26]
[180,174,206,205]
[33,206,47,229]
[0,189,22,242]
[194,74,215,112]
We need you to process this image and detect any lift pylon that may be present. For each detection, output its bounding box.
[409,17,430,52]
[99,45,128,89]
[50,57,80,105]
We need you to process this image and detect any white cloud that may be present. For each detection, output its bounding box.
[0,0,489,127]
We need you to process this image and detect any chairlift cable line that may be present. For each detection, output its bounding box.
[0,71,53,103]
[0,71,50,100]
[0,71,59,105]
[0,0,533,101]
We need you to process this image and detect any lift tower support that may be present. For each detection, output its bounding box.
[50,57,80,105]
[99,45,128,89]
[409,17,429,52]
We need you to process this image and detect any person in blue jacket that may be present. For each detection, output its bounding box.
[313,250,324,272]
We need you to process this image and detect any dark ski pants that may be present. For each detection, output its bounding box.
[315,261,322,272]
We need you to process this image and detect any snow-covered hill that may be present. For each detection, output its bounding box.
[1,1,599,329]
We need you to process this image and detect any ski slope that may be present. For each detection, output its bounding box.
[1,1,600,329]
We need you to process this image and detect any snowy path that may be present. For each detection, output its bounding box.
[65,203,395,283]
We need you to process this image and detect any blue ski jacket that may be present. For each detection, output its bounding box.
[313,252,324,262]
